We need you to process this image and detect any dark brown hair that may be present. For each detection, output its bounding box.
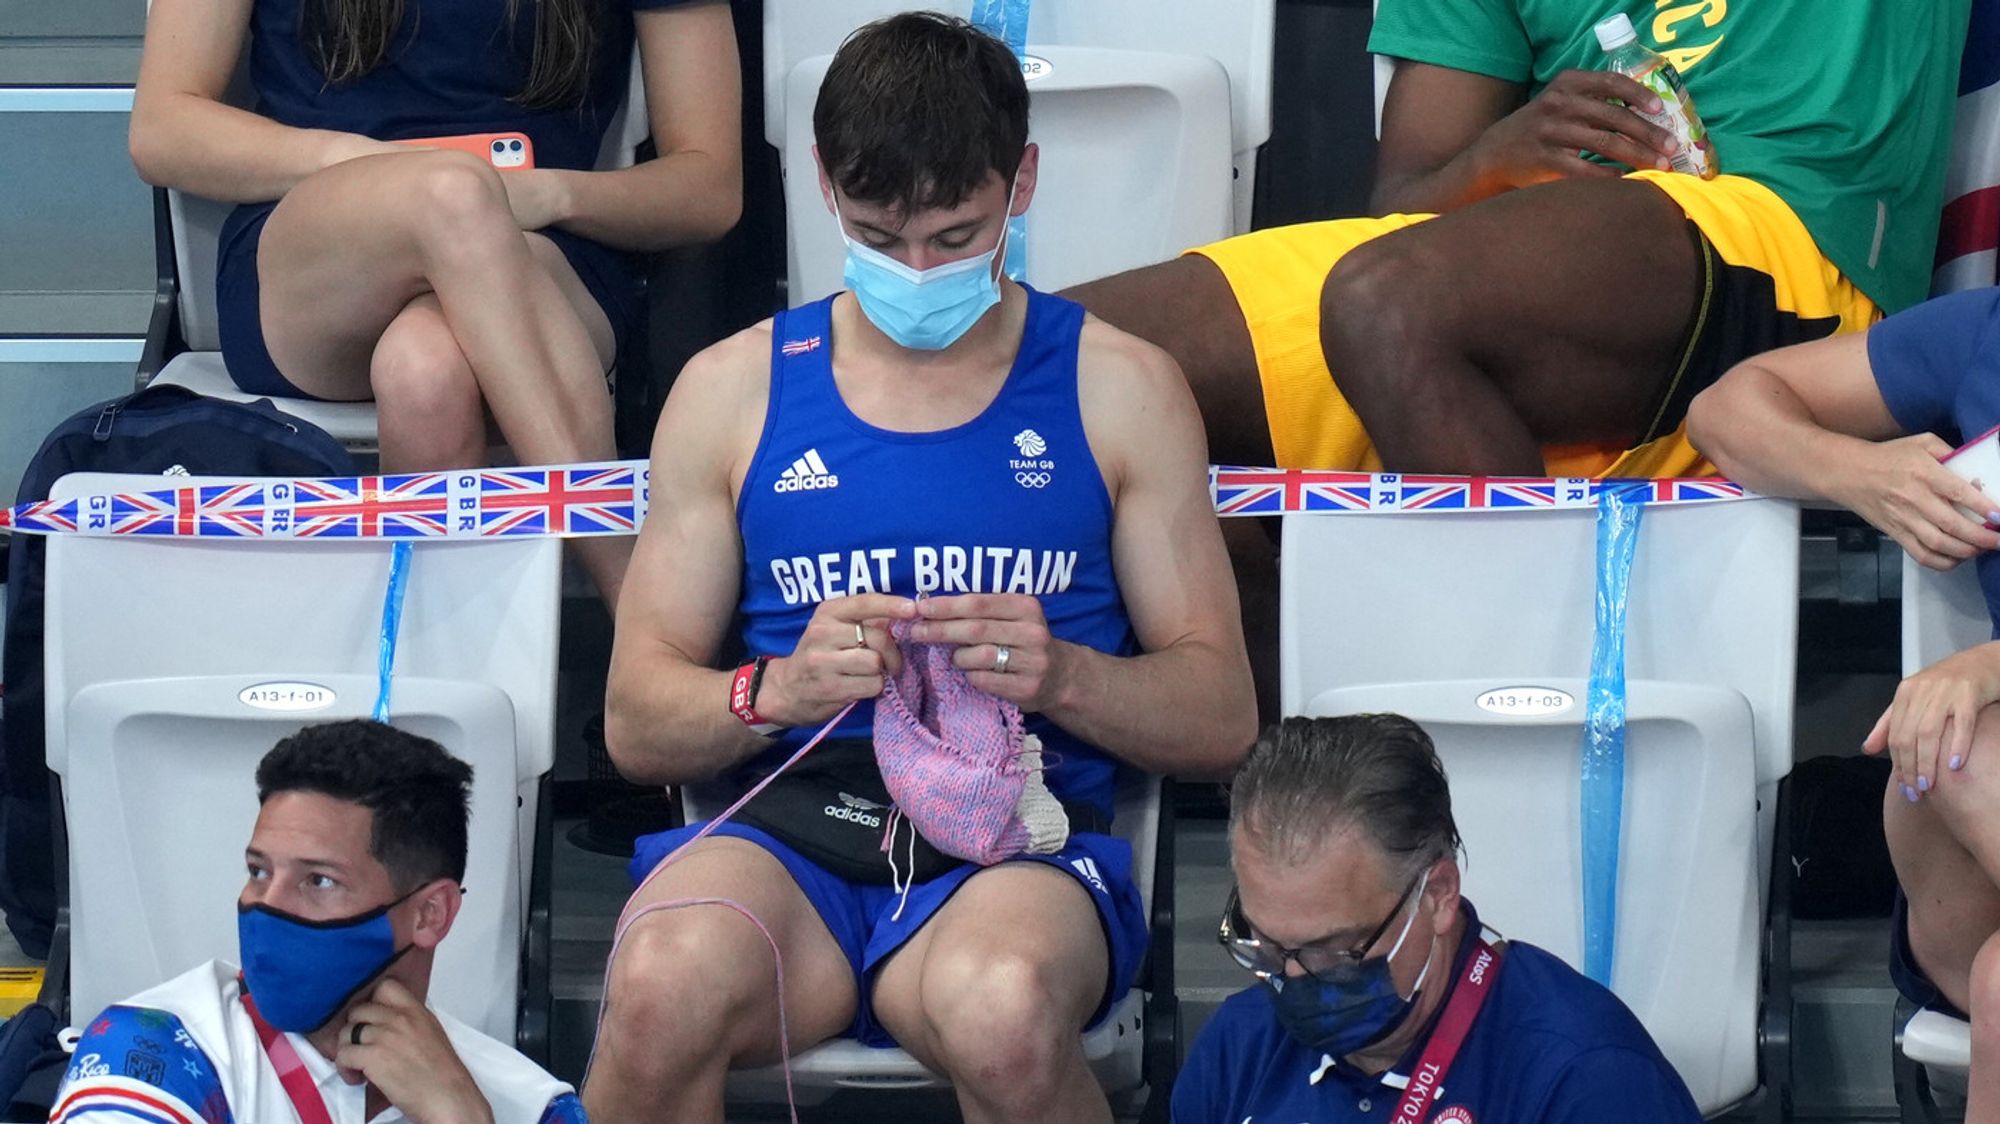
[813,12,1029,213]
[301,0,603,110]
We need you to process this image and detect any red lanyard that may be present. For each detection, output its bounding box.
[241,989,338,1124]
[1392,938,1505,1123]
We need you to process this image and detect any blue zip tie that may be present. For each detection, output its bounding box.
[373,541,413,722]
[1581,481,1645,987]
[971,0,1030,281]
[970,0,1028,51]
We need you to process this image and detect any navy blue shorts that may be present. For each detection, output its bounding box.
[1892,889,1969,1020]
[214,202,636,400]
[628,821,1150,1048]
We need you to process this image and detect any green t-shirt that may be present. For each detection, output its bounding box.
[1368,0,1972,313]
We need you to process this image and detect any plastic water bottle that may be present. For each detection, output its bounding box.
[1594,13,1718,179]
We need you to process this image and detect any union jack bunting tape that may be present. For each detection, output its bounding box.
[1207,466,1751,516]
[0,461,1756,541]
[0,461,650,540]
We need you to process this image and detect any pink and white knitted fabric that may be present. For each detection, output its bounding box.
[874,619,1068,865]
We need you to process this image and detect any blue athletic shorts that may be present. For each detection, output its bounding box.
[629,821,1150,1048]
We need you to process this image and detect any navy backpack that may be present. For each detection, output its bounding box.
[0,386,353,957]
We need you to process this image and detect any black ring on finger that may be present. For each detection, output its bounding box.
[350,1022,367,1046]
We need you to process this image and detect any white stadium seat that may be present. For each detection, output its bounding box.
[763,0,1274,304]
[1280,496,1800,1115]
[41,471,561,1051]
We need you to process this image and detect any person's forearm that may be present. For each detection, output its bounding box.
[604,653,776,786]
[1370,146,1510,216]
[1690,367,1880,503]
[129,92,381,202]
[1043,640,1259,779]
[546,150,742,253]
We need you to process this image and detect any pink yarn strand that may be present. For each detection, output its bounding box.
[585,701,856,1122]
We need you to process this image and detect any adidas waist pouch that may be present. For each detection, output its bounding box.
[731,738,1106,885]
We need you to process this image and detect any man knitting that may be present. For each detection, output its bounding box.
[583,14,1256,1124]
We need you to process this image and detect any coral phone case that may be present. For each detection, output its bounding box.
[393,131,535,169]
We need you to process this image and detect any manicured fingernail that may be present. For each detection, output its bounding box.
[1904,784,1920,802]
[1919,775,1932,792]
[1952,755,1966,770]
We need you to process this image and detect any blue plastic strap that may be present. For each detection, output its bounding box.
[970,0,1030,281]
[373,542,414,722]
[1580,482,1645,987]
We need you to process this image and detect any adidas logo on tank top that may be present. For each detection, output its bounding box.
[774,448,839,493]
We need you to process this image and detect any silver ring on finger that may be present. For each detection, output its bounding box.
[994,644,1012,674]
[854,622,867,648]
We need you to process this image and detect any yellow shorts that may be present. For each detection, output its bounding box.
[1190,171,1881,476]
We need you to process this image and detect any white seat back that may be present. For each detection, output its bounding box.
[765,2,1272,226]
[779,46,1232,302]
[1302,677,1758,1113]
[1279,496,1800,1114]
[44,472,560,1041]
[763,1,1272,301]
[1901,554,1989,675]
[60,675,520,1033]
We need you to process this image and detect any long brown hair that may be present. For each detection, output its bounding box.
[301,0,602,110]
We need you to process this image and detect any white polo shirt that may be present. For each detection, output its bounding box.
[50,961,580,1123]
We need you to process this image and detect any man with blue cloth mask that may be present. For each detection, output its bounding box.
[1175,715,1699,1124]
[51,721,582,1123]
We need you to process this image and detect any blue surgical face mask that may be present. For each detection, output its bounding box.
[835,181,1018,351]
[238,889,417,1032]
[1264,872,1437,1058]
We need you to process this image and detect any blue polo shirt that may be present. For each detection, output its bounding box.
[1171,903,1700,1124]
[1868,285,2000,634]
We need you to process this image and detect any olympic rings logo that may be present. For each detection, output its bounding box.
[1015,471,1052,488]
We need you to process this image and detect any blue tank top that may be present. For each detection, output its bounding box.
[738,289,1135,816]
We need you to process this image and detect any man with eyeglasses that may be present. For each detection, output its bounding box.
[1173,714,1700,1123]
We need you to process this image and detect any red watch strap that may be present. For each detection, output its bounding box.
[731,658,783,736]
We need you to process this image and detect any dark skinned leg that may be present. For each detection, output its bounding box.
[1067,257,1283,723]
[1321,177,1700,475]
[1071,257,1291,723]
[1065,255,1275,468]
